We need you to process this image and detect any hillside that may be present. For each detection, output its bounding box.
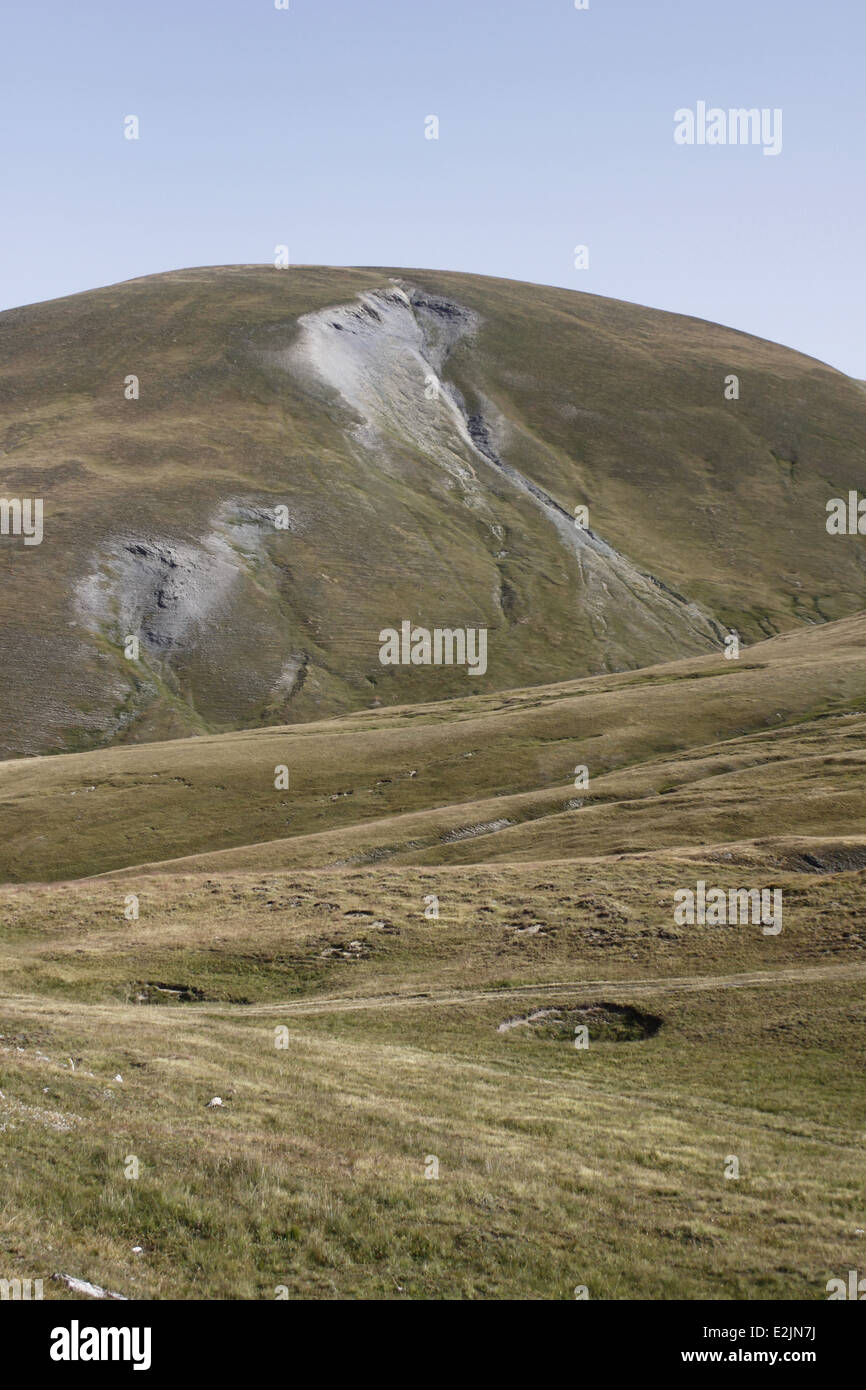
[1,268,865,1303]
[1,617,864,1299]
[0,610,860,884]
[1,265,864,758]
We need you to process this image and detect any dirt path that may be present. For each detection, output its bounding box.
[4,960,862,1029]
[210,958,866,1018]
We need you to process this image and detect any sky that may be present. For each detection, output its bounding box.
[1,0,864,376]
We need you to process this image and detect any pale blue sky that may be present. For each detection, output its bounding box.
[2,0,864,375]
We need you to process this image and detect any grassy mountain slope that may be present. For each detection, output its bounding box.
[1,612,862,883]
[2,269,865,1302]
[1,617,864,1297]
[1,265,864,758]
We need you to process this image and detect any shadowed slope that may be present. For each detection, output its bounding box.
[0,612,862,883]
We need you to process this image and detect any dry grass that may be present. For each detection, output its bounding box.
[2,956,864,1300]
[1,610,863,1300]
[0,613,863,883]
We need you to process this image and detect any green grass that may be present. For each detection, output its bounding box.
[1,618,864,1298]
[2,266,865,1299]
[1,264,865,758]
[2,962,864,1299]
[0,613,863,883]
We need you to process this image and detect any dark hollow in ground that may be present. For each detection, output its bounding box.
[499,1001,662,1042]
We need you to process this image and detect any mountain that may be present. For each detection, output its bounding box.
[2,268,866,1301]
[1,265,864,758]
